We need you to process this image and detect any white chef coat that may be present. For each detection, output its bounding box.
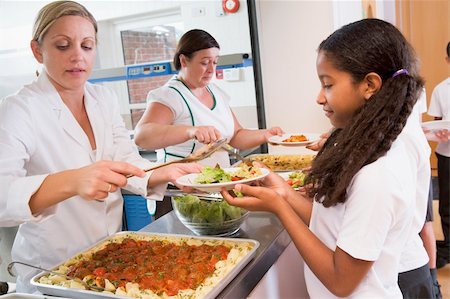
[0,72,166,293]
[146,76,235,167]
[398,90,430,272]
[305,131,417,298]
[429,77,450,157]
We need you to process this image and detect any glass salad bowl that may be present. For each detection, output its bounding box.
[171,195,249,236]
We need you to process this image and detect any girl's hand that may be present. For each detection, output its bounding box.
[187,126,222,144]
[74,161,145,201]
[221,183,289,216]
[150,163,203,191]
[248,161,294,199]
[221,161,294,213]
[260,171,295,199]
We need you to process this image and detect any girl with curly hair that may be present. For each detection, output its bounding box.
[223,18,430,298]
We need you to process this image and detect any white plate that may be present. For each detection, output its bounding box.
[278,171,292,179]
[421,120,450,132]
[268,133,320,146]
[176,168,270,192]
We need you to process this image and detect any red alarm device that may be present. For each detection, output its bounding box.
[223,0,240,13]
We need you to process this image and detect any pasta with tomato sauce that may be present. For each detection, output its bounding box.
[38,233,254,298]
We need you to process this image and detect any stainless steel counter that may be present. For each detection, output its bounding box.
[139,211,291,298]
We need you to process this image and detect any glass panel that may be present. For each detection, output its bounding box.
[121,24,181,107]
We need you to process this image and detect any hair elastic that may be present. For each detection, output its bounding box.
[392,69,409,78]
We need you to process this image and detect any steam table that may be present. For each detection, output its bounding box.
[139,211,292,298]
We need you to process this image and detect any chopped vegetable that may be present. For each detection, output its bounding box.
[194,164,262,184]
[194,164,231,184]
[287,171,307,188]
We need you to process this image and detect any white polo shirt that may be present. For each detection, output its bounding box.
[398,90,430,273]
[146,76,235,167]
[305,134,416,298]
[429,77,450,157]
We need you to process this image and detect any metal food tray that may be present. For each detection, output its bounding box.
[236,153,316,172]
[30,231,259,299]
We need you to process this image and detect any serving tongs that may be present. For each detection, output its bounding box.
[8,261,105,292]
[220,144,252,166]
[167,189,223,201]
[127,138,228,178]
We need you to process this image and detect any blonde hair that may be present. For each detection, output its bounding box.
[32,1,97,44]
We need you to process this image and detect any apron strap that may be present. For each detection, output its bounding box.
[165,86,196,160]
[175,78,217,111]
[164,150,186,162]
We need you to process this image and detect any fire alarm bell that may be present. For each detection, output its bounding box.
[223,0,239,13]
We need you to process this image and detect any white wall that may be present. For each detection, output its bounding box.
[256,0,335,154]
[0,0,367,134]
[256,1,389,154]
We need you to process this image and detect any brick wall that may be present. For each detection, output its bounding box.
[121,29,177,127]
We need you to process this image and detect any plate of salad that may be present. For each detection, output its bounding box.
[279,170,308,190]
[176,164,270,192]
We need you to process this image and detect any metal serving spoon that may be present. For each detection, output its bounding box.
[220,143,252,165]
[7,261,105,292]
[127,138,228,178]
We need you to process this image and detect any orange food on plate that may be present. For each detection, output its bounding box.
[282,134,308,142]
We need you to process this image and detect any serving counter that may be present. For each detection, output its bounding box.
[139,211,304,298]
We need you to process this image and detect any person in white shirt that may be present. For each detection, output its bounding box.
[397,89,441,298]
[134,29,283,217]
[223,19,428,298]
[309,90,440,298]
[134,29,283,168]
[0,1,200,293]
[427,41,450,269]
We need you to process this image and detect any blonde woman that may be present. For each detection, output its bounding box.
[0,1,200,293]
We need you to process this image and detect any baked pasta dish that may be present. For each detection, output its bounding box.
[245,154,315,171]
[37,233,255,298]
[282,134,308,142]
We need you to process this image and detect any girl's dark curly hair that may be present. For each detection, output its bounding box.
[305,19,424,207]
